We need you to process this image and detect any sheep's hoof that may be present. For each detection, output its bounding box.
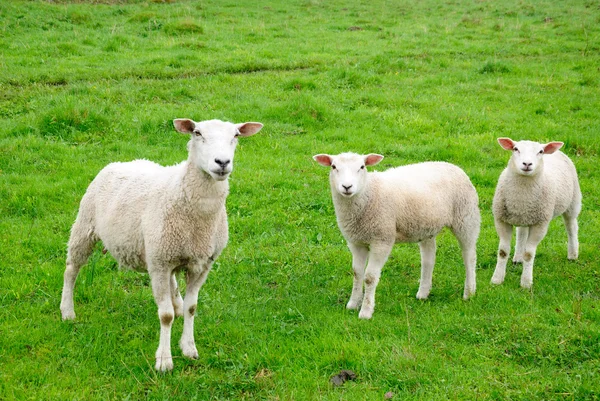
[358,308,373,320]
[415,290,430,300]
[61,309,76,320]
[155,357,174,372]
[490,273,505,285]
[346,300,361,310]
[512,256,524,264]
[463,288,476,300]
[520,279,533,289]
[180,341,199,359]
[567,252,578,260]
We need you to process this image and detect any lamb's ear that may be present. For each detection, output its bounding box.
[364,154,384,166]
[542,141,563,154]
[173,119,196,134]
[497,137,516,150]
[313,154,333,167]
[236,122,263,137]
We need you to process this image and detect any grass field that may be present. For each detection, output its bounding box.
[1,0,599,399]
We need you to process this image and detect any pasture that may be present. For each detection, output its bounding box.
[1,0,599,399]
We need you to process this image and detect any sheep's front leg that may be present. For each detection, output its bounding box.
[513,226,529,263]
[150,268,175,372]
[358,242,393,320]
[491,220,512,285]
[520,223,549,289]
[416,237,436,300]
[346,242,368,310]
[179,262,212,359]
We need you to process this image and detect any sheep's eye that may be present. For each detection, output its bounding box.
[360,165,365,170]
[513,147,519,152]
[538,149,544,154]
[234,131,241,138]
[193,130,202,137]
[331,165,337,170]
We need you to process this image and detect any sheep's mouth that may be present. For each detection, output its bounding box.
[210,170,231,180]
[520,167,533,173]
[341,190,355,197]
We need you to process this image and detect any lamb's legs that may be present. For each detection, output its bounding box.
[491,220,513,285]
[170,273,184,317]
[520,223,549,289]
[346,242,369,310]
[513,226,529,263]
[457,236,477,300]
[416,237,436,300]
[179,263,212,359]
[563,214,579,260]
[358,242,393,320]
[60,221,96,320]
[150,268,175,372]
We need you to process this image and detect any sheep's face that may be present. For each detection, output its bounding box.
[498,138,563,177]
[174,119,263,181]
[313,152,384,198]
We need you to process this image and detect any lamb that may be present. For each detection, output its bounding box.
[60,118,263,371]
[491,138,581,289]
[313,153,480,319]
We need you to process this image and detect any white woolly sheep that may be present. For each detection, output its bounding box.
[313,153,480,319]
[60,118,263,371]
[491,138,581,289]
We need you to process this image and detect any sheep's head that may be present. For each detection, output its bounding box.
[498,138,563,177]
[313,152,383,198]
[174,119,263,181]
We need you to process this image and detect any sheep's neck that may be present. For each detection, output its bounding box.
[179,161,229,214]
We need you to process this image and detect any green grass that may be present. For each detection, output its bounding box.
[1,0,599,399]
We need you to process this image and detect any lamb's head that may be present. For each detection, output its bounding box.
[174,119,263,181]
[498,138,563,177]
[313,152,384,197]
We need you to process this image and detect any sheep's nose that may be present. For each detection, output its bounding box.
[342,184,353,191]
[522,162,533,168]
[215,158,231,168]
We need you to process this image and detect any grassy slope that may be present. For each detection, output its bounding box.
[0,0,599,399]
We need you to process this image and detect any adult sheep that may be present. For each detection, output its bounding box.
[314,153,480,319]
[60,118,263,371]
[491,138,581,289]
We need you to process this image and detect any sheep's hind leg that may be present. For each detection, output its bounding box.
[520,223,549,289]
[491,220,512,285]
[150,268,175,372]
[359,242,393,320]
[179,262,212,359]
[416,237,436,300]
[170,273,184,317]
[60,220,96,320]
[456,234,477,300]
[346,242,368,310]
[563,214,579,260]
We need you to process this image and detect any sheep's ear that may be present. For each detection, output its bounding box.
[364,154,384,166]
[236,122,263,137]
[497,137,516,150]
[542,141,563,154]
[173,119,196,134]
[313,154,333,167]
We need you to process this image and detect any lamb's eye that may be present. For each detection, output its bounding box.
[331,165,337,170]
[193,130,202,137]
[360,165,365,170]
[513,147,519,152]
[538,149,544,154]
[234,131,241,138]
